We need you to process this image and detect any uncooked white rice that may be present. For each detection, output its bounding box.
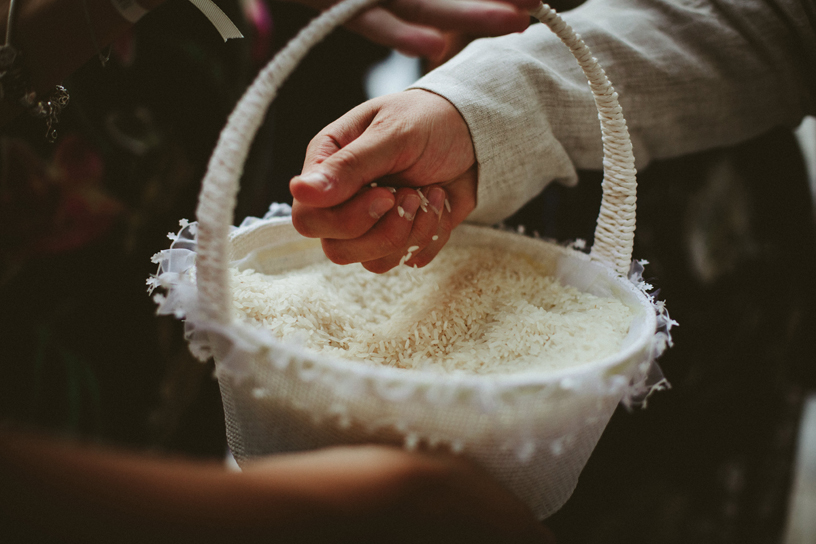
[228,246,633,374]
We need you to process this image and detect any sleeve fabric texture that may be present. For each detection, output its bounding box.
[410,0,816,225]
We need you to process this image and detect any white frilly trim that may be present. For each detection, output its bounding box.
[624,259,675,408]
[149,206,674,457]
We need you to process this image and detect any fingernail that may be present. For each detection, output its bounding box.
[296,171,332,191]
[399,195,421,221]
[428,188,446,217]
[369,198,393,219]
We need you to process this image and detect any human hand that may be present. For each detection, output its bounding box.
[288,0,540,58]
[290,89,477,273]
[246,445,556,543]
[0,429,554,543]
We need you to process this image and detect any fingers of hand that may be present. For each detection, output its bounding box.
[360,186,448,273]
[345,0,539,57]
[302,100,379,167]
[291,149,381,210]
[387,0,533,36]
[292,101,406,209]
[396,168,478,269]
[345,8,446,58]
[321,187,428,266]
[305,164,477,272]
[292,187,396,240]
[440,166,478,228]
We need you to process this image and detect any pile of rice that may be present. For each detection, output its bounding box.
[228,246,633,374]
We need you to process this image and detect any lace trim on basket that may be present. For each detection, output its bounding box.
[148,210,674,456]
[624,259,674,407]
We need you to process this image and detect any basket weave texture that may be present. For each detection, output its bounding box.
[149,1,673,519]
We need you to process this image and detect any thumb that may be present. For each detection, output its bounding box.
[290,108,408,209]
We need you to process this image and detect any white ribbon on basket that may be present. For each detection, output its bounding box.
[188,0,244,41]
[113,0,243,40]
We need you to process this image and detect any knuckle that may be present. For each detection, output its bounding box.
[380,227,408,255]
[341,212,377,239]
[291,211,317,237]
[411,220,437,247]
[305,135,327,158]
[321,240,355,265]
[333,148,361,176]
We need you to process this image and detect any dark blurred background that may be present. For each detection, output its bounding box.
[1,1,814,543]
[0,0,387,455]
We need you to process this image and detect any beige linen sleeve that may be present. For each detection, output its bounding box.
[410,0,816,225]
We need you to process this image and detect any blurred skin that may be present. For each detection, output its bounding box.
[0,0,550,539]
[290,0,540,60]
[291,89,476,272]
[0,427,555,543]
[0,0,537,124]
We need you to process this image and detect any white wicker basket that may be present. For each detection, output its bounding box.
[150,1,672,519]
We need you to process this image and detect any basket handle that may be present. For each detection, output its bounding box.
[193,0,381,323]
[530,4,637,276]
[194,1,637,325]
